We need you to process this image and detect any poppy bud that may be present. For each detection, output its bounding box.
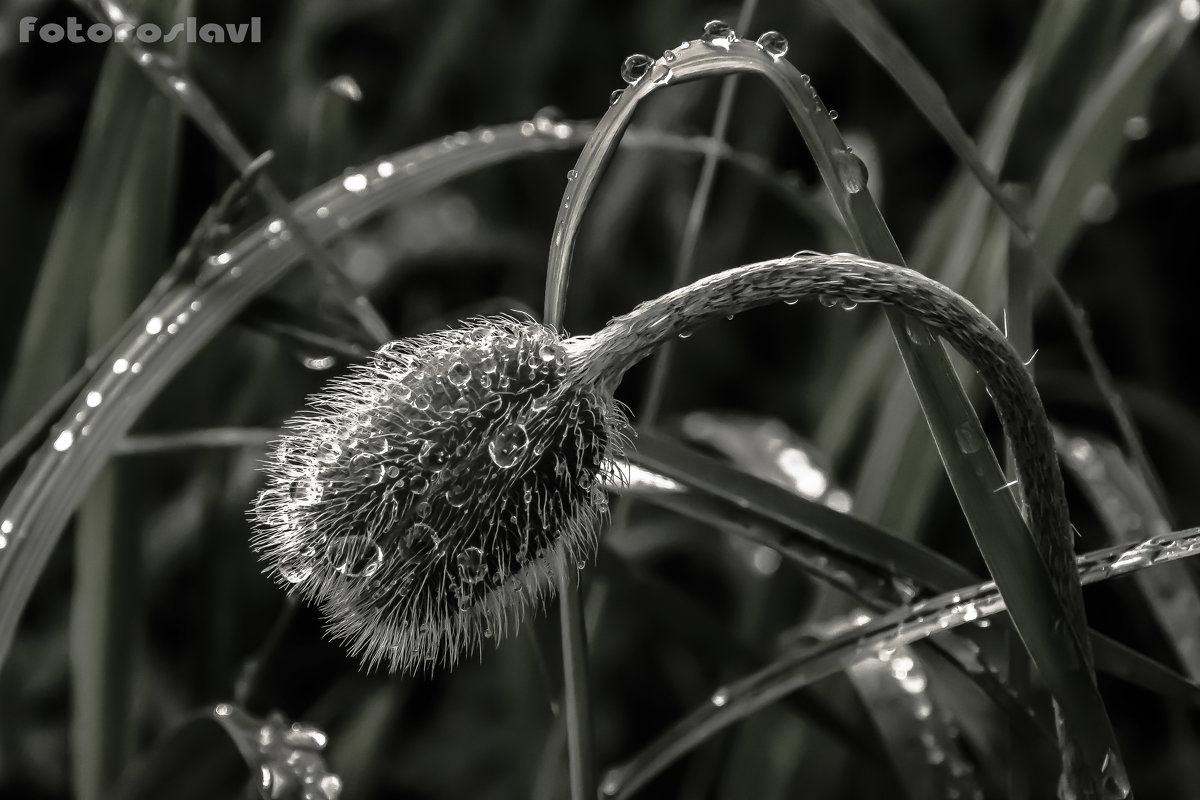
[251,316,627,673]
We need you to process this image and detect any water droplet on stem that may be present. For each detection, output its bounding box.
[755,31,789,59]
[620,53,654,84]
[701,20,736,48]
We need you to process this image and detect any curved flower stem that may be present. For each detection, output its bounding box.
[569,249,1108,788]
[577,251,1072,618]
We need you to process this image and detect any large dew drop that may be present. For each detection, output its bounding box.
[834,148,869,194]
[288,478,323,506]
[279,557,314,584]
[488,423,529,468]
[457,546,486,585]
[446,361,471,386]
[445,482,473,508]
[701,20,736,48]
[755,31,789,59]
[620,53,654,84]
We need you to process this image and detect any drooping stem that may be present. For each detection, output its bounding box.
[571,251,1086,662]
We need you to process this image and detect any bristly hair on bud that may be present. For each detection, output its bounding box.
[250,315,629,673]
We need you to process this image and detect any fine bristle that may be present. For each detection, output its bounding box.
[250,316,627,673]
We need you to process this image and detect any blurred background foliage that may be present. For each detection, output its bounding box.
[1,0,1199,798]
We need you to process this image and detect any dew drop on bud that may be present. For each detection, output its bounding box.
[663,49,676,62]
[711,687,730,706]
[702,20,736,48]
[447,361,471,386]
[609,89,623,106]
[784,298,798,306]
[829,109,839,121]
[317,440,341,463]
[288,478,323,506]
[405,522,440,550]
[488,423,529,468]
[818,294,838,308]
[620,53,654,84]
[409,474,430,494]
[326,535,383,578]
[279,557,313,584]
[840,298,858,311]
[566,169,579,182]
[348,453,384,486]
[755,31,789,59]
[445,482,472,508]
[417,441,445,469]
[457,546,487,585]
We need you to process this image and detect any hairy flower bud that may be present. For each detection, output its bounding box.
[251,316,627,673]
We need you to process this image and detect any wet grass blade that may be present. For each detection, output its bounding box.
[600,524,1200,798]
[632,431,974,593]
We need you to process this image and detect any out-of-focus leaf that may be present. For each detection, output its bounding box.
[110,714,245,800]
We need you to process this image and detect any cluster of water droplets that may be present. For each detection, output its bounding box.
[610,25,791,106]
[212,704,342,800]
